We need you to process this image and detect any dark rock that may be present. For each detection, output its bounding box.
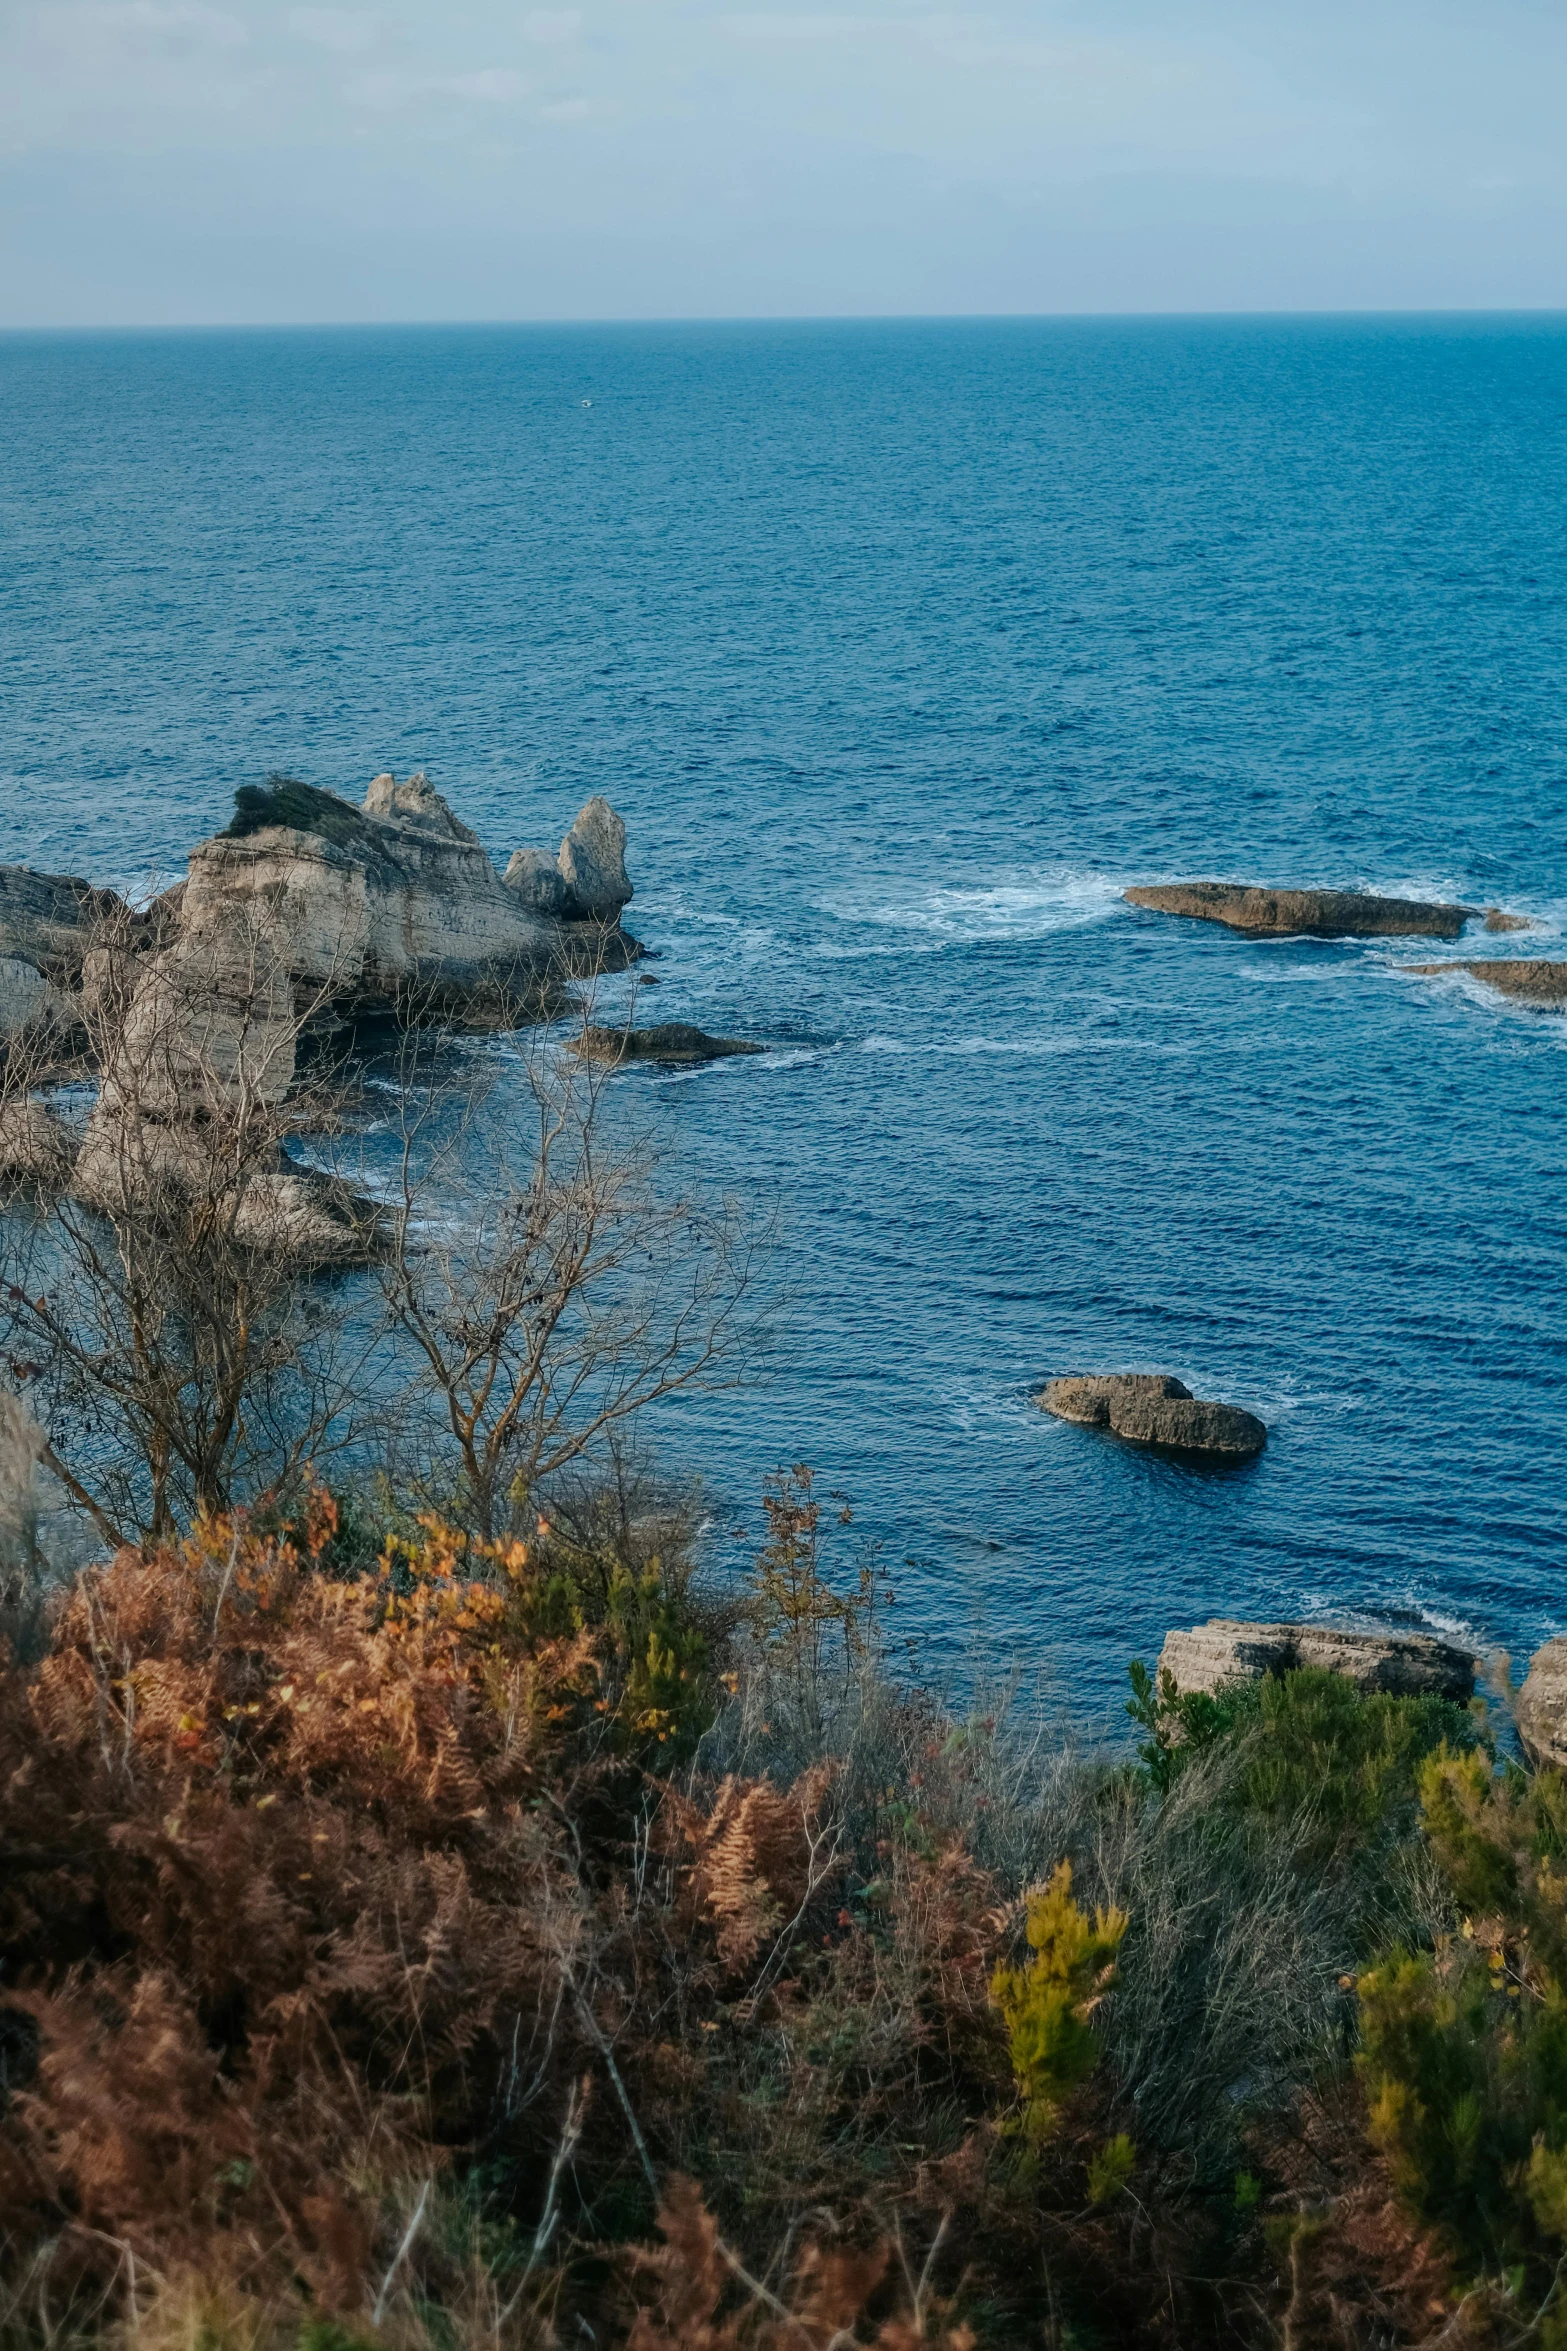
[1113,1393,1268,1456]
[0,865,135,983]
[1125,882,1477,940]
[0,2006,41,2104]
[504,847,576,917]
[1158,1618,1475,1702]
[573,1022,765,1065]
[1406,958,1567,1009]
[1038,1372,1266,1458]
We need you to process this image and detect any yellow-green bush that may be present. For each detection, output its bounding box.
[990,1862,1127,2145]
[1356,1747,1567,2284]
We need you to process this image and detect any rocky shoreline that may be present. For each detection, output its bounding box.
[0,772,646,1251]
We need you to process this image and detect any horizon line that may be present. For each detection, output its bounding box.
[4,303,1567,340]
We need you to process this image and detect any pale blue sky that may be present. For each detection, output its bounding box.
[1,0,1563,325]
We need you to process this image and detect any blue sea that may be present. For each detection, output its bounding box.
[3,315,1566,1721]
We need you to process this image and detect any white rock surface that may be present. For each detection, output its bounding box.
[558,796,632,918]
[1516,1639,1567,1768]
[1156,1617,1475,1702]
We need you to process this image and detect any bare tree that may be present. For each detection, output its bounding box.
[378,992,759,1540]
[0,894,375,1547]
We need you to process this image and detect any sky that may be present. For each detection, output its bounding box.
[0,0,1564,327]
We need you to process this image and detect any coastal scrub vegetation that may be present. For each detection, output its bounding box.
[6,924,1567,2346]
[3,1434,1565,2348]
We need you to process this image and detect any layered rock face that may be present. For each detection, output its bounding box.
[1039,1372,1266,1459]
[1517,1642,1567,1768]
[190,773,637,1015]
[1157,1618,1476,1703]
[1125,883,1477,939]
[1407,959,1567,1009]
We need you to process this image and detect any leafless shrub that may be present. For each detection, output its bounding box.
[377,995,760,1539]
[0,897,374,1546]
[0,1388,48,1661]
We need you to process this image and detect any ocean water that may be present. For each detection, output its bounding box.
[3,314,1567,1722]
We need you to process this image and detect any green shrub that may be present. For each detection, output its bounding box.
[990,1861,1127,2145]
[1356,1749,1567,2286]
[1129,1659,1482,1873]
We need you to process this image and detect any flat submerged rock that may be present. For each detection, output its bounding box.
[1125,881,1477,939]
[1407,958,1567,1008]
[1038,1371,1266,1459]
[573,1022,765,1065]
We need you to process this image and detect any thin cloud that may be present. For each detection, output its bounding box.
[73,1,249,46]
[522,9,583,43]
[433,66,531,100]
[286,7,375,51]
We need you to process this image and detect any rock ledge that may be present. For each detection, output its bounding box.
[1125,882,1476,940]
[1158,1618,1475,1702]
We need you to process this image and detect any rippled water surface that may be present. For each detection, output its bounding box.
[4,316,1566,1717]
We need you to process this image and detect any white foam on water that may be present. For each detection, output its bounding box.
[1246,1385,1363,1420]
[818,867,1127,946]
[112,866,185,911]
[806,936,951,961]
[750,1046,832,1071]
[634,895,746,930]
[943,1376,1045,1439]
[643,1044,835,1085]
[860,1031,1191,1059]
[1239,962,1367,983]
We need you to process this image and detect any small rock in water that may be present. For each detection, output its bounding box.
[1484,906,1532,933]
[1038,1371,1266,1459]
[573,1022,765,1065]
[1157,1618,1475,1702]
[1124,882,1477,939]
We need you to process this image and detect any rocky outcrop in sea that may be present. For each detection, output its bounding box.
[0,773,642,1252]
[1125,882,1480,939]
[1039,1372,1267,1459]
